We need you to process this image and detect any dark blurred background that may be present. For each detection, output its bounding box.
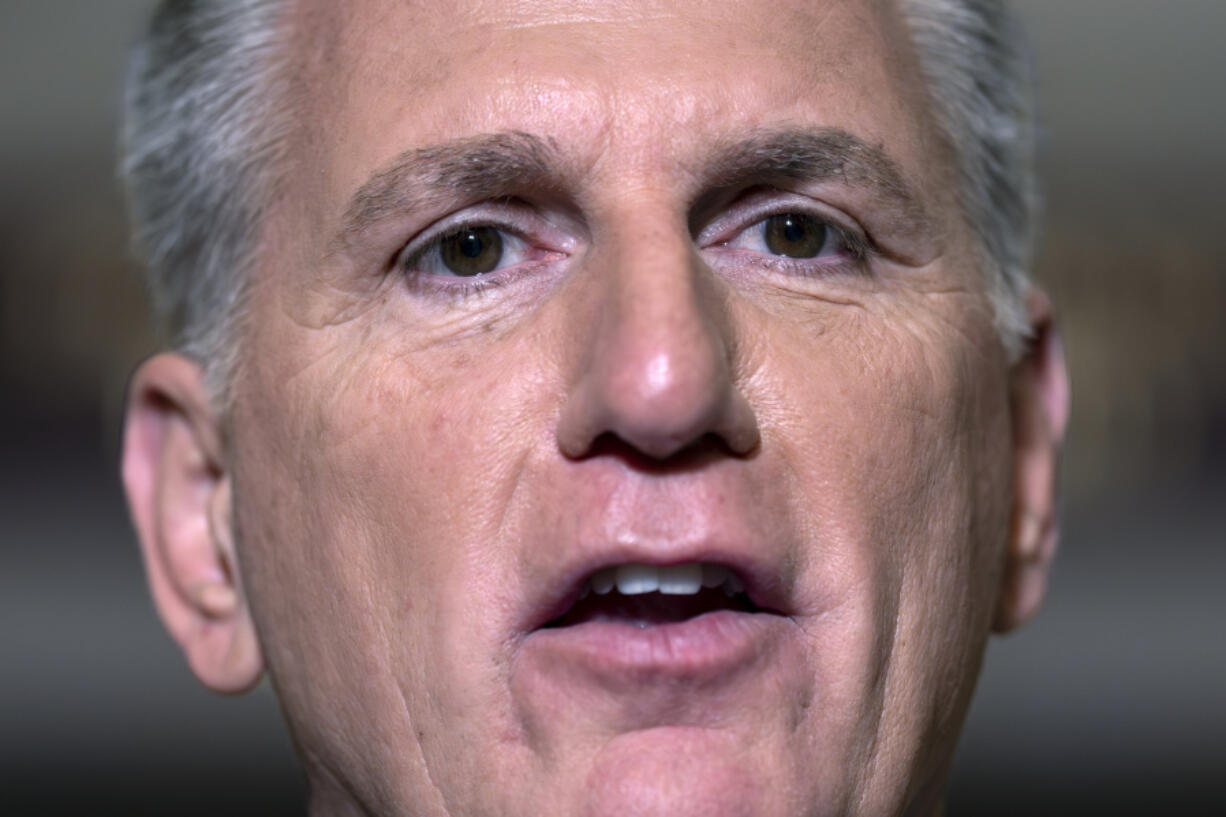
[2,1,1223,815]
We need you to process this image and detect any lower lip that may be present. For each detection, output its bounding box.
[518,610,791,689]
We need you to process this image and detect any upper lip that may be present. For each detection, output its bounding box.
[522,543,793,633]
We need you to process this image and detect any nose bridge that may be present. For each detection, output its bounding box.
[556,208,759,460]
[604,229,724,416]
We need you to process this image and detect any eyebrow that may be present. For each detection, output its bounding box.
[333,126,928,252]
[334,131,556,253]
[704,127,929,233]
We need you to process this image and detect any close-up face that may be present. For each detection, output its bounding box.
[126,0,1063,815]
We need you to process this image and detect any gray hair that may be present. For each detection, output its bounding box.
[902,0,1037,359]
[121,0,1038,403]
[122,0,289,403]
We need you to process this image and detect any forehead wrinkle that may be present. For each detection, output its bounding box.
[332,131,558,255]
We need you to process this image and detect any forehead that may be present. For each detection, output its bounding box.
[287,0,942,204]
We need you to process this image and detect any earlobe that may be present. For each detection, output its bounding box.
[994,290,1070,633]
[121,353,264,692]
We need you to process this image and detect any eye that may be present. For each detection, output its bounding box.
[401,224,533,278]
[726,212,843,259]
[762,213,828,258]
[438,226,503,276]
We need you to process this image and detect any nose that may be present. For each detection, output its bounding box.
[556,225,760,461]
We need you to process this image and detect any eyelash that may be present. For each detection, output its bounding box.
[394,200,873,302]
[708,205,873,278]
[395,216,548,299]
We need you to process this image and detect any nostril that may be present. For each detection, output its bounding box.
[582,431,748,471]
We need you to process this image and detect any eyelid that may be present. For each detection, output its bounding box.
[397,217,523,275]
[394,196,581,277]
[697,191,873,258]
[400,227,490,276]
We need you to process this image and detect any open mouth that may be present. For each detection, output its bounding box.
[544,562,764,629]
[520,558,798,687]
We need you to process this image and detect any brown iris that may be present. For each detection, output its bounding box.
[763,213,827,258]
[439,226,503,276]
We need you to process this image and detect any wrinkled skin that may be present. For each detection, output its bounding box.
[122,1,1068,816]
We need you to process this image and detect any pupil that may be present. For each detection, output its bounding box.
[441,226,503,276]
[764,213,826,258]
[460,232,484,258]
[783,218,805,243]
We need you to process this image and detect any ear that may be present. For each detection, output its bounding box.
[121,353,263,692]
[994,290,1071,633]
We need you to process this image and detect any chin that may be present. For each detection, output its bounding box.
[573,727,799,817]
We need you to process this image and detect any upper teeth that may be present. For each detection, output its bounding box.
[585,562,744,597]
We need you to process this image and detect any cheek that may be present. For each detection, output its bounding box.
[755,298,1011,577]
[748,298,1012,761]
[232,326,528,605]
[232,304,568,639]
[226,316,557,806]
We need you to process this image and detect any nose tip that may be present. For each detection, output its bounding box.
[557,349,757,461]
[556,247,760,462]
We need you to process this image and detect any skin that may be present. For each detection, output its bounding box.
[122,0,1070,815]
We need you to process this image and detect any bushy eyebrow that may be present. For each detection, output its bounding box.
[704,127,930,233]
[334,131,556,253]
[332,126,929,251]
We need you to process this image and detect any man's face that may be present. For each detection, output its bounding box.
[230,0,1017,814]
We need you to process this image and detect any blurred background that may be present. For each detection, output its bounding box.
[1,1,1222,814]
